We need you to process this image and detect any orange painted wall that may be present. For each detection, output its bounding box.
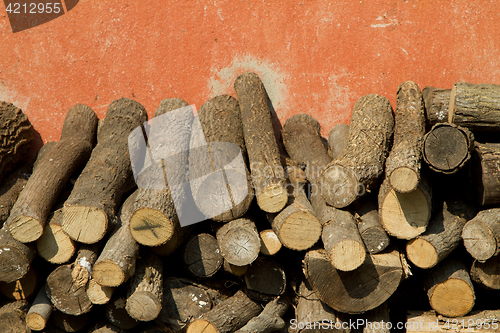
[1,0,500,151]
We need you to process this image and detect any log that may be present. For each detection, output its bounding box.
[125,252,163,322]
[6,104,97,243]
[422,123,474,174]
[363,302,390,333]
[235,293,290,333]
[0,266,36,300]
[449,82,500,131]
[0,101,33,182]
[234,72,287,213]
[86,278,114,305]
[0,162,31,226]
[424,258,475,317]
[470,142,500,206]
[462,208,500,261]
[422,86,451,127]
[470,256,500,290]
[183,233,223,278]
[63,98,147,244]
[0,300,30,333]
[320,94,394,208]
[129,98,193,247]
[36,209,76,264]
[0,225,36,283]
[93,191,139,287]
[105,293,138,330]
[406,310,500,333]
[151,225,192,257]
[215,217,260,266]
[378,174,432,240]
[303,247,403,314]
[223,260,248,277]
[189,95,253,222]
[328,123,349,161]
[26,286,53,331]
[244,257,286,302]
[352,196,389,254]
[52,311,88,332]
[385,81,425,193]
[259,229,282,256]
[407,195,477,269]
[88,322,127,333]
[186,290,262,333]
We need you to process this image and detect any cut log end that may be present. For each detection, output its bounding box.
[8,216,43,243]
[406,238,439,269]
[256,183,288,213]
[37,223,76,264]
[129,208,175,246]
[462,222,497,261]
[389,167,419,193]
[330,240,366,272]
[0,246,31,283]
[423,124,470,173]
[277,210,322,251]
[187,319,217,333]
[26,313,46,331]
[260,229,282,256]
[93,260,127,287]
[429,279,475,317]
[126,291,162,322]
[87,278,115,304]
[62,205,107,244]
[320,164,358,208]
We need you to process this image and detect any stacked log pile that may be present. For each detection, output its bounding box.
[2,77,500,332]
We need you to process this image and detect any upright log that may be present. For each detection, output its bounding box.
[320,94,394,208]
[352,196,390,254]
[26,286,53,331]
[63,98,147,244]
[462,208,500,261]
[384,81,425,193]
[183,233,223,278]
[0,300,30,333]
[471,143,500,206]
[328,123,349,161]
[6,105,97,243]
[0,226,36,283]
[215,217,260,266]
[422,86,451,127]
[234,72,287,213]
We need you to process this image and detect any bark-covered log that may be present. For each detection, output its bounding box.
[422,86,451,127]
[449,82,500,131]
[462,208,500,261]
[0,226,35,283]
[234,72,287,213]
[471,143,500,206]
[0,101,33,182]
[406,310,500,333]
[189,95,253,222]
[320,95,394,208]
[470,255,500,290]
[93,191,139,287]
[105,293,138,330]
[215,217,260,266]
[259,229,282,256]
[235,293,290,333]
[52,311,88,332]
[183,233,223,278]
[422,123,474,174]
[6,104,97,243]
[304,247,403,314]
[63,98,147,244]
[385,81,425,193]
[129,98,193,247]
[26,286,53,331]
[352,196,389,254]
[244,257,286,302]
[424,258,475,317]
[187,290,262,333]
[0,300,30,333]
[328,124,349,161]
[0,162,31,226]
[407,196,477,269]
[0,266,36,300]
[37,209,76,264]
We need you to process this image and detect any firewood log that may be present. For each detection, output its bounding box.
[183,233,223,278]
[63,98,147,244]
[406,310,500,333]
[0,101,33,182]
[93,191,139,287]
[0,226,35,283]
[471,143,500,206]
[223,260,248,276]
[26,286,53,331]
[234,72,287,213]
[422,123,474,174]
[0,162,31,226]
[105,293,138,330]
[151,225,192,257]
[352,196,389,254]
[407,195,477,269]
[235,293,290,333]
[259,229,282,256]
[304,247,403,314]
[0,266,36,300]
[320,95,394,208]
[6,104,97,243]
[244,257,286,302]
[470,256,500,290]
[462,208,500,261]
[189,95,253,222]
[86,278,114,305]
[215,217,260,266]
[449,82,500,131]
[424,258,475,317]
[385,81,425,193]
[422,86,451,127]
[37,209,76,264]
[53,311,88,332]
[129,98,193,247]
[187,290,262,333]
[0,300,30,332]
[328,123,349,161]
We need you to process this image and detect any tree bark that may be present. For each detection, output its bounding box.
[328,123,349,161]
[462,208,500,261]
[215,217,260,266]
[63,98,147,244]
[0,226,35,283]
[244,257,286,302]
[183,233,223,278]
[470,255,500,290]
[422,86,450,127]
[26,286,53,331]
[234,72,287,213]
[0,162,31,226]
[320,94,394,208]
[385,81,425,193]
[36,209,76,264]
[0,300,30,333]
[259,229,282,256]
[470,143,500,206]
[352,196,389,254]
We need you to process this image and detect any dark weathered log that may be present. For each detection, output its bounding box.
[259,229,282,256]
[304,247,403,314]
[187,290,262,333]
[449,82,500,131]
[424,258,475,317]
[37,209,76,264]
[26,286,53,331]
[0,300,30,333]
[234,72,287,213]
[0,101,33,182]
[462,208,500,261]
[216,217,260,266]
[53,311,88,332]
[320,95,394,208]
[129,98,193,247]
[0,162,31,226]
[422,123,474,174]
[235,293,290,333]
[183,233,223,278]
[407,195,477,269]
[0,266,36,300]
[0,226,36,283]
[422,86,450,127]
[385,81,425,193]
[471,143,500,206]
[328,123,349,161]
[470,256,500,290]
[105,293,138,330]
[352,196,389,254]
[63,98,147,244]
[407,310,500,333]
[244,257,286,302]
[6,104,97,243]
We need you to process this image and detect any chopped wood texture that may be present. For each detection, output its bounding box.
[183,233,223,278]
[449,82,500,131]
[86,278,114,305]
[304,247,403,314]
[235,293,290,333]
[37,209,76,264]
[353,196,390,254]
[470,256,500,290]
[215,217,260,266]
[244,257,286,302]
[26,286,53,331]
[320,94,394,208]
[422,86,450,127]
[0,267,36,300]
[385,81,425,193]
[328,123,349,161]
[0,101,33,183]
[407,196,477,269]
[234,72,287,213]
[63,98,147,244]
[186,290,262,333]
[462,208,500,261]
[260,229,282,256]
[189,95,253,222]
[470,143,500,206]
[6,104,97,243]
[0,300,30,333]
[424,258,475,317]
[129,98,192,247]
[407,310,500,333]
[0,226,35,283]
[422,123,474,174]
[0,162,31,226]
